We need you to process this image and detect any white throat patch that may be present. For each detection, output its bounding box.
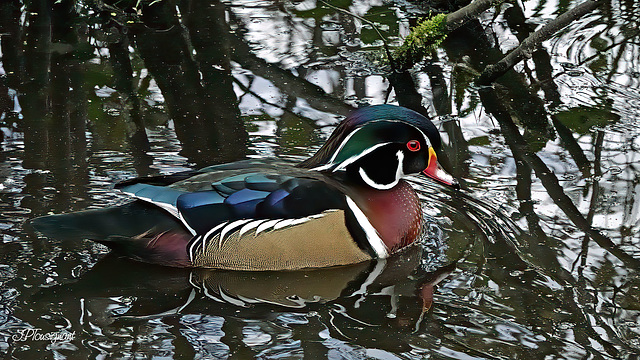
[358,150,404,190]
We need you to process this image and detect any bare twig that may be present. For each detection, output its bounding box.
[445,0,506,32]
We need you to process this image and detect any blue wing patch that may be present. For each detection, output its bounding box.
[224,188,271,218]
[177,191,230,234]
[119,171,345,238]
[245,174,292,192]
[118,183,186,216]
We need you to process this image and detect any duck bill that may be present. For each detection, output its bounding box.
[423,148,459,188]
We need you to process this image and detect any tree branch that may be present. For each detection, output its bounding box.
[393,0,506,70]
[445,0,505,32]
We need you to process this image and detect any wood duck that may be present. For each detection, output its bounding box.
[32,104,458,270]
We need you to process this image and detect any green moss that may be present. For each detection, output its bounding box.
[393,13,448,69]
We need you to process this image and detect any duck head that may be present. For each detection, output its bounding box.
[300,104,457,189]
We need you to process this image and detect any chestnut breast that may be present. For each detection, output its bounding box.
[355,180,423,252]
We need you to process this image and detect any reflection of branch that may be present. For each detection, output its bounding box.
[551,117,592,178]
[480,87,640,270]
[504,3,593,178]
[480,90,629,356]
[232,78,327,128]
[317,0,395,68]
[572,130,604,272]
[478,0,602,84]
[572,29,640,69]
[606,41,627,83]
[228,14,354,116]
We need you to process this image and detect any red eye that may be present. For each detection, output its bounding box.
[406,140,421,152]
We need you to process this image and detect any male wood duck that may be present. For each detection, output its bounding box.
[32,104,458,270]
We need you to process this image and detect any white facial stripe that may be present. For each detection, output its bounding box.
[345,196,389,258]
[314,119,432,172]
[327,125,363,164]
[383,119,432,149]
[310,163,333,171]
[333,142,392,172]
[396,150,405,179]
[358,150,404,190]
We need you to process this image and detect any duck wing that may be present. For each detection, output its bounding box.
[117,171,346,233]
[116,170,379,270]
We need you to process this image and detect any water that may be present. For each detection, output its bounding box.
[1,0,639,358]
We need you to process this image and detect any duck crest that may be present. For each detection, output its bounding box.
[298,104,440,170]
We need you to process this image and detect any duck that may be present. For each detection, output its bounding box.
[32,104,458,270]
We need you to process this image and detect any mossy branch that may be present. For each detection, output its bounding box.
[393,14,447,70]
[393,0,506,70]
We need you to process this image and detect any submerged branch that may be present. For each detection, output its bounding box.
[478,0,603,85]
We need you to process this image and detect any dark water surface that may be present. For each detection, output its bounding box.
[1,0,640,358]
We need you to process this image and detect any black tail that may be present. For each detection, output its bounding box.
[30,201,184,242]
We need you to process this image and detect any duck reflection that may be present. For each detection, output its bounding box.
[32,245,454,351]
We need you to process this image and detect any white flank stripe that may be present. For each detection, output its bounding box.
[273,219,296,230]
[238,219,267,237]
[290,216,313,226]
[345,196,389,258]
[255,219,281,235]
[239,216,321,236]
[202,222,229,254]
[218,219,252,248]
[188,235,202,261]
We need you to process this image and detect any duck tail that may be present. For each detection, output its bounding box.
[99,231,193,268]
[30,202,178,240]
[30,202,193,267]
